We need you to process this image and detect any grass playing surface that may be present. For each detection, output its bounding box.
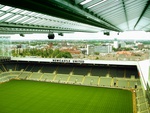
[0,80,133,113]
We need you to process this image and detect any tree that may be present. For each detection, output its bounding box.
[95,57,99,60]
[94,52,99,55]
[11,47,73,58]
[52,49,60,58]
[62,52,72,58]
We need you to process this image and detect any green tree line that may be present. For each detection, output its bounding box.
[113,47,132,52]
[12,48,72,58]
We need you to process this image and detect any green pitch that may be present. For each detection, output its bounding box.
[0,80,133,113]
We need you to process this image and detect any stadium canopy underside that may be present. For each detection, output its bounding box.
[0,0,149,34]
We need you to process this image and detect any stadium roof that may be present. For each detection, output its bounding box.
[0,0,150,34]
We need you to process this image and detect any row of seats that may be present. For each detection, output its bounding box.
[17,71,140,88]
[1,62,139,78]
[0,72,17,82]
[136,88,150,113]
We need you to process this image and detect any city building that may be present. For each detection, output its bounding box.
[87,45,112,55]
[113,38,119,49]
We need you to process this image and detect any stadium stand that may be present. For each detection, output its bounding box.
[135,88,150,113]
[29,72,43,80]
[10,71,22,76]
[90,66,101,76]
[83,76,99,86]
[73,65,91,76]
[68,75,84,84]
[136,88,144,97]
[129,80,140,88]
[31,64,43,72]
[54,74,69,83]
[18,71,32,79]
[0,76,9,82]
[57,65,73,74]
[117,79,128,88]
[0,71,17,83]
[126,67,139,78]
[15,62,29,71]
[25,63,35,71]
[0,63,7,72]
[3,63,17,71]
[41,73,55,82]
[137,96,148,104]
[0,0,150,110]
[41,64,58,73]
[137,103,149,112]
[141,110,150,113]
[109,67,125,77]
[98,66,108,77]
[0,72,10,77]
[99,77,112,87]
[1,61,150,112]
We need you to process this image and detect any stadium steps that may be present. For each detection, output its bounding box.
[137,96,148,105]
[88,67,92,76]
[39,65,44,73]
[81,76,85,84]
[0,72,11,76]
[0,72,18,83]
[10,71,21,75]
[29,72,43,80]
[97,77,100,86]
[39,73,44,81]
[137,103,149,112]
[10,71,22,78]
[55,66,59,74]
[40,65,44,71]
[24,64,30,71]
[17,70,24,78]
[53,74,57,82]
[30,65,35,72]
[140,110,150,113]
[135,87,150,113]
[136,89,144,98]
[2,64,7,72]
[27,72,33,79]
[14,63,18,71]
[0,76,9,83]
[110,78,114,86]
[18,71,31,79]
[67,75,71,83]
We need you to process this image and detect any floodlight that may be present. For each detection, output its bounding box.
[58,33,63,36]
[20,34,25,37]
[48,31,55,39]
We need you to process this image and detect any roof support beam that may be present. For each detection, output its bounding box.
[48,0,122,31]
[121,0,129,30]
[139,22,150,31]
[0,23,97,33]
[0,0,122,32]
[134,0,150,29]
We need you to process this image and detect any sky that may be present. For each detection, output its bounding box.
[1,31,150,41]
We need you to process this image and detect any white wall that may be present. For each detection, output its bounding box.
[138,60,149,89]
